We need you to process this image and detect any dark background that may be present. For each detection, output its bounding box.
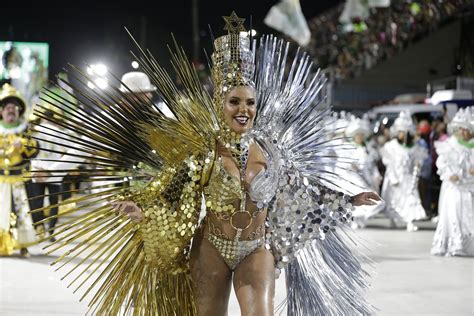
[0,0,343,77]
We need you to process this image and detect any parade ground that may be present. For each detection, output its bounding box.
[1,218,472,316]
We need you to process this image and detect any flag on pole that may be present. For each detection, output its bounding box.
[339,0,370,23]
[339,0,391,24]
[264,0,311,47]
[368,0,390,8]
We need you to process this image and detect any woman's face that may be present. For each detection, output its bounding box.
[222,86,256,134]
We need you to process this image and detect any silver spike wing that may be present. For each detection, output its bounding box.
[251,35,374,315]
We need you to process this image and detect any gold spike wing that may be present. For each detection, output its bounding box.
[31,37,219,315]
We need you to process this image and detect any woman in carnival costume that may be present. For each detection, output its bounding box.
[431,107,474,256]
[33,12,379,315]
[0,84,38,257]
[380,111,428,231]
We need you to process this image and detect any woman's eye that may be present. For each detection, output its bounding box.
[247,100,255,106]
[229,99,239,105]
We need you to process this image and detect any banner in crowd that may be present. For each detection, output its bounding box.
[264,0,311,46]
[340,0,391,23]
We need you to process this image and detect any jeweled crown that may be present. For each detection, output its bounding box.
[211,11,255,97]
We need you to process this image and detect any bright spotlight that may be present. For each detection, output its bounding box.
[87,81,95,89]
[131,61,139,69]
[93,63,108,76]
[95,78,108,89]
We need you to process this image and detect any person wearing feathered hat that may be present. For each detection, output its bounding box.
[380,111,429,231]
[344,115,386,228]
[431,106,474,256]
[0,83,38,257]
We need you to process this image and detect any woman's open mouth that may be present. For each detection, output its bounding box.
[234,116,249,126]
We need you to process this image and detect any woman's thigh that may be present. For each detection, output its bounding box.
[233,247,275,316]
[190,231,233,316]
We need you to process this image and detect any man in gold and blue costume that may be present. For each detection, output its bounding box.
[0,84,38,257]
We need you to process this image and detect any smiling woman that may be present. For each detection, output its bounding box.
[223,86,256,134]
[32,11,380,316]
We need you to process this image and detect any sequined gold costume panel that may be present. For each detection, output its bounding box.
[130,156,207,273]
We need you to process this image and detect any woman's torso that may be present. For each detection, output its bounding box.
[203,140,269,240]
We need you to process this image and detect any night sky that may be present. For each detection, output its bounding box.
[1,0,342,77]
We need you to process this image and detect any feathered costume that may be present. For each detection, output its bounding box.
[431,107,474,256]
[32,12,373,315]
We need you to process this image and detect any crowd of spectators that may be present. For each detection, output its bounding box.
[308,0,469,82]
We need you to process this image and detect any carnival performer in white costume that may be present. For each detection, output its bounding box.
[0,84,38,256]
[380,111,428,231]
[344,116,386,228]
[431,107,474,256]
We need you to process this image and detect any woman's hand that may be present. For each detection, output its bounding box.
[112,201,144,222]
[351,192,381,206]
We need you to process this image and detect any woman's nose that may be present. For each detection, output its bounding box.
[238,103,248,113]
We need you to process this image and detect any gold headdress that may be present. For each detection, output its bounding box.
[211,12,255,148]
[211,11,255,112]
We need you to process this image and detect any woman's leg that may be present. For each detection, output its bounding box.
[233,247,275,316]
[190,230,232,316]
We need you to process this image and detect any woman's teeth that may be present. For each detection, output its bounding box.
[234,116,249,125]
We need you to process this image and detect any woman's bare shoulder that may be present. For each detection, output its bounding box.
[250,141,267,164]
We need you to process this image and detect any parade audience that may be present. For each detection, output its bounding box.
[308,0,468,81]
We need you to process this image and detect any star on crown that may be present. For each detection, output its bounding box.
[223,11,246,34]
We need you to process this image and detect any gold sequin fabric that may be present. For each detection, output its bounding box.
[203,156,242,216]
[131,156,208,274]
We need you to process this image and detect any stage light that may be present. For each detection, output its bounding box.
[93,63,108,76]
[87,63,108,76]
[131,61,139,69]
[95,78,108,89]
